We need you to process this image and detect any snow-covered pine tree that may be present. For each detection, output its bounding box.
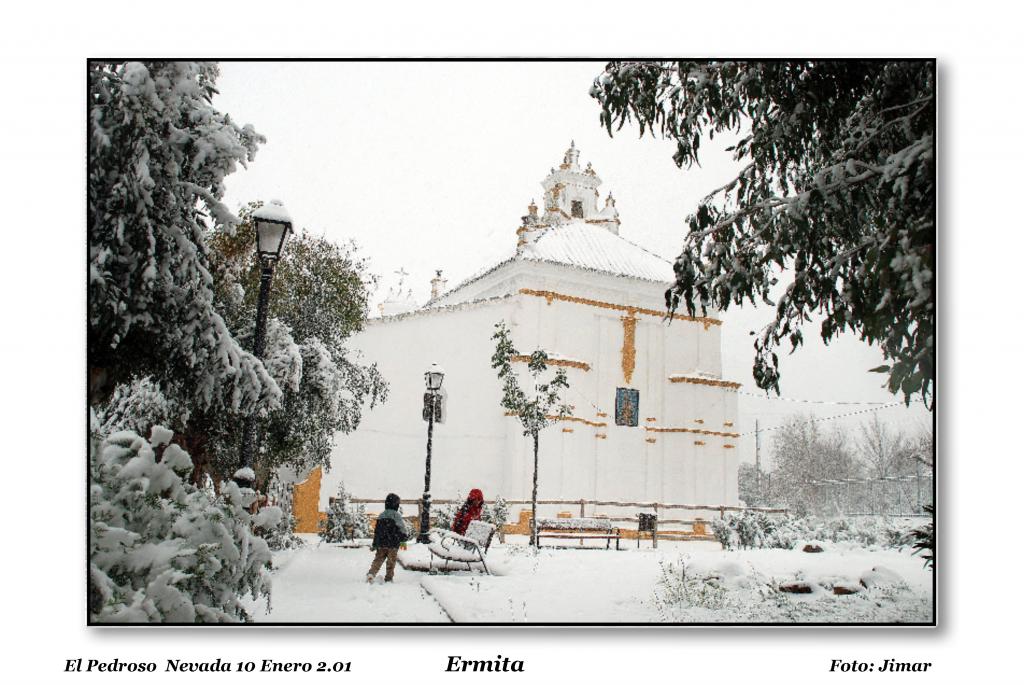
[88,61,279,415]
[319,482,371,543]
[592,61,934,406]
[490,321,571,546]
[482,495,510,543]
[89,426,273,623]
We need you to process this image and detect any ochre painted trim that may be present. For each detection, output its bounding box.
[645,425,741,438]
[669,375,742,389]
[518,288,722,327]
[504,411,607,428]
[621,313,637,384]
[510,354,590,372]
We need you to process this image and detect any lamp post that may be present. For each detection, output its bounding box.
[417,363,445,543]
[236,200,292,488]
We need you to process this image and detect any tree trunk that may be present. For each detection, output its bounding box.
[530,431,539,547]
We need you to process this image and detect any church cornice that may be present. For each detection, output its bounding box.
[510,354,591,372]
[518,288,723,328]
[644,425,741,439]
[668,374,741,389]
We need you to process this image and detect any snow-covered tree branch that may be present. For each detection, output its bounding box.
[591,60,934,405]
[88,62,279,414]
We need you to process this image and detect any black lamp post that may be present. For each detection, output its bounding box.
[417,363,445,543]
[236,200,292,488]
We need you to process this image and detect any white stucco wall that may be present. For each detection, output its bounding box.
[320,263,739,517]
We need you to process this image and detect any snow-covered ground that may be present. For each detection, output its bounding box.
[252,534,932,624]
[249,535,449,623]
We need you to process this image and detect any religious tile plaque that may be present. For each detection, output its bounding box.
[615,387,639,427]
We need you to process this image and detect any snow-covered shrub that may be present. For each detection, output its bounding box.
[654,557,731,611]
[711,517,737,550]
[433,493,462,532]
[89,427,272,623]
[712,511,924,552]
[319,482,370,542]
[482,495,510,529]
[260,477,302,551]
[95,377,190,438]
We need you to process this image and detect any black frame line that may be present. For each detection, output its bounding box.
[85,56,937,628]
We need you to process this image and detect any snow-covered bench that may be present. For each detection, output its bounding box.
[536,517,621,550]
[426,520,497,574]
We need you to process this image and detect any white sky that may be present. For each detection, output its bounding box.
[215,61,932,465]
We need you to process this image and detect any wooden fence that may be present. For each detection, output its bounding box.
[350,496,787,538]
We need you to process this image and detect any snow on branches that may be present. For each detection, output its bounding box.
[592,61,934,405]
[490,321,571,437]
[319,482,371,543]
[89,426,273,623]
[88,61,278,414]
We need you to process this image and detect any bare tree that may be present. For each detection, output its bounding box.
[857,414,913,479]
[768,415,860,515]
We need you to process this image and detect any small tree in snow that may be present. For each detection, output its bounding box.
[482,495,510,543]
[490,321,571,546]
[319,482,371,543]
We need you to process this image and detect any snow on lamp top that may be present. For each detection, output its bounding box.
[424,363,445,391]
[252,199,293,260]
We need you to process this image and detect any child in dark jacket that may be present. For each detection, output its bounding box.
[367,493,408,583]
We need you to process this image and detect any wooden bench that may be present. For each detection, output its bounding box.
[426,520,497,574]
[536,517,621,550]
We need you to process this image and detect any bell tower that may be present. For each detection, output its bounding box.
[539,141,603,225]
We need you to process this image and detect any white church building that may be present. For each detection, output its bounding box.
[312,143,740,523]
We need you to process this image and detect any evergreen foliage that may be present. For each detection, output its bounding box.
[911,504,934,570]
[592,61,934,405]
[260,476,303,551]
[482,495,510,530]
[88,61,278,413]
[179,207,388,486]
[89,426,273,623]
[433,492,462,532]
[712,511,922,552]
[490,321,571,546]
[319,482,371,543]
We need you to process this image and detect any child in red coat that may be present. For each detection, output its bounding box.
[452,489,484,535]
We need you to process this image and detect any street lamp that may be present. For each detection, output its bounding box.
[418,363,445,543]
[236,200,293,488]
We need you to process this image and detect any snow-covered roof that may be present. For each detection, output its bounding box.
[434,221,675,305]
[520,221,675,283]
[368,293,514,325]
